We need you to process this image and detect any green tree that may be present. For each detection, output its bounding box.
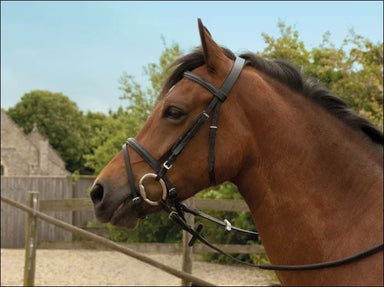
[261,21,310,68]
[7,90,92,173]
[84,107,131,174]
[330,29,383,127]
[261,22,383,130]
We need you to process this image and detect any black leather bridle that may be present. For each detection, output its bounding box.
[121,57,383,271]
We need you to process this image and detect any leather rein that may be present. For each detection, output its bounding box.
[121,57,383,271]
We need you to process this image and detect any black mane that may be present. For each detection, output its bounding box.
[160,47,383,146]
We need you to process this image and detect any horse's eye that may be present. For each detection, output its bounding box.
[163,106,185,120]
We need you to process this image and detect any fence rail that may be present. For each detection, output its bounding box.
[1,176,94,248]
[1,194,216,286]
[37,241,265,254]
[39,198,94,212]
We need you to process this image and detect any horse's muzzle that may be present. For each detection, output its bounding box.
[90,181,139,228]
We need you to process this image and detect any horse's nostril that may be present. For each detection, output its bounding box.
[90,184,104,204]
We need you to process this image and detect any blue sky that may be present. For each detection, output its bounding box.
[1,1,383,114]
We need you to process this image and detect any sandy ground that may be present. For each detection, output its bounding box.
[1,248,275,286]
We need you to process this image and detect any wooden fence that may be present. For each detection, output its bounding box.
[1,175,264,256]
[1,176,95,248]
[1,190,267,286]
[1,194,216,286]
[1,176,73,247]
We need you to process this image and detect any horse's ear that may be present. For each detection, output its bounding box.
[198,18,227,73]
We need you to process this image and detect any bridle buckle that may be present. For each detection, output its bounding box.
[163,161,173,170]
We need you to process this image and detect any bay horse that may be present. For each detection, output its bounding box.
[90,19,383,286]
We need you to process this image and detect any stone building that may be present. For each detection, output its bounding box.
[1,109,69,176]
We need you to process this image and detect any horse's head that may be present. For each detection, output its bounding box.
[90,19,251,228]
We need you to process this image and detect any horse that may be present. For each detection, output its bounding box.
[90,19,383,286]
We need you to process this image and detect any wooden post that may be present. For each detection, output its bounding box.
[181,197,195,286]
[24,191,40,286]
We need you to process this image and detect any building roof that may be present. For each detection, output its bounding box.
[1,109,70,176]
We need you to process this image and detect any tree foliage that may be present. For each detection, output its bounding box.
[7,90,92,173]
[83,108,129,174]
[261,22,383,129]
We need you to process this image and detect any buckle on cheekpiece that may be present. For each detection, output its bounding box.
[163,161,173,170]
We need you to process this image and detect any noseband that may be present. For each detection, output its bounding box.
[121,57,383,271]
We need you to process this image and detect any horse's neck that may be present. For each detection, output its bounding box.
[233,78,383,284]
